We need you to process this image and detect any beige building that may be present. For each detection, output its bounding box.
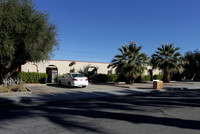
[21,60,162,83]
[21,60,113,83]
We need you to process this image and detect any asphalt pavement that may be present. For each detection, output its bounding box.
[0,88,200,134]
[0,82,200,106]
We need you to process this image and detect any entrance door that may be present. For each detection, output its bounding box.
[52,70,58,83]
[46,65,58,83]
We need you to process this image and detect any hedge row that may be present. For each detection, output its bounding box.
[97,74,118,82]
[140,75,164,81]
[153,74,163,80]
[19,72,47,83]
[107,74,118,82]
[141,75,151,81]
[17,72,163,84]
[96,74,164,83]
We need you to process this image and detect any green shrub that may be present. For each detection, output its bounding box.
[171,73,184,81]
[97,74,108,82]
[107,74,118,82]
[115,74,127,82]
[96,74,119,82]
[194,74,200,81]
[153,74,163,80]
[141,75,151,81]
[19,72,47,83]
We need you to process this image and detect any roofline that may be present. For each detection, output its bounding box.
[49,60,110,64]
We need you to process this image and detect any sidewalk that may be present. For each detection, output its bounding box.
[0,82,199,106]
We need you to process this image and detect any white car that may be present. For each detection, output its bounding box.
[59,73,88,88]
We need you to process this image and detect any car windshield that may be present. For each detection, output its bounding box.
[71,73,85,78]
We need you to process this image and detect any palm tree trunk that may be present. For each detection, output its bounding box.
[164,71,170,83]
[126,75,134,84]
[129,78,134,84]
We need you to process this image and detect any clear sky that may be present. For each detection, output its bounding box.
[35,0,200,63]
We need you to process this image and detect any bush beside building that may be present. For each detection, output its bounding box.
[19,72,47,83]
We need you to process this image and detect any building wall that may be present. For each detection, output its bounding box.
[21,60,162,76]
[145,66,162,75]
[21,60,113,75]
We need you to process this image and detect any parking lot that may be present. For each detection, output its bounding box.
[1,84,200,134]
[26,83,130,94]
[24,82,200,99]
[26,82,200,95]
[1,82,199,105]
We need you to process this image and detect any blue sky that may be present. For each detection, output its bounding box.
[35,0,200,63]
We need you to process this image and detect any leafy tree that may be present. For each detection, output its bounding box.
[151,43,187,82]
[0,0,57,85]
[111,42,148,84]
[184,49,200,81]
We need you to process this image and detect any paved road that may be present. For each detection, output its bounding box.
[0,88,200,134]
[1,82,199,104]
[0,83,156,104]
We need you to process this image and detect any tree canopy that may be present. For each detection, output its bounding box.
[184,49,200,81]
[111,42,148,84]
[151,43,187,82]
[0,0,57,85]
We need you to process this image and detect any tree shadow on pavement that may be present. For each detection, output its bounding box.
[46,83,83,89]
[91,83,130,89]
[0,89,200,133]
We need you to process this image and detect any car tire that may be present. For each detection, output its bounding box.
[82,86,86,88]
[68,82,71,88]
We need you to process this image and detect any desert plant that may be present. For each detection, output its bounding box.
[111,42,148,84]
[151,43,187,82]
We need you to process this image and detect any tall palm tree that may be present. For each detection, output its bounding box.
[111,42,148,84]
[151,43,187,83]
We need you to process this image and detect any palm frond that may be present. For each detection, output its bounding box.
[111,42,148,82]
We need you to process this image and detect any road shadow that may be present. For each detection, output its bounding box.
[1,89,200,133]
[46,83,84,89]
[90,83,130,89]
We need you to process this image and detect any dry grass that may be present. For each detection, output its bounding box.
[0,83,27,93]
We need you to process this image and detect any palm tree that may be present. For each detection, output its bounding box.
[184,49,200,81]
[151,43,187,83]
[111,42,148,84]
